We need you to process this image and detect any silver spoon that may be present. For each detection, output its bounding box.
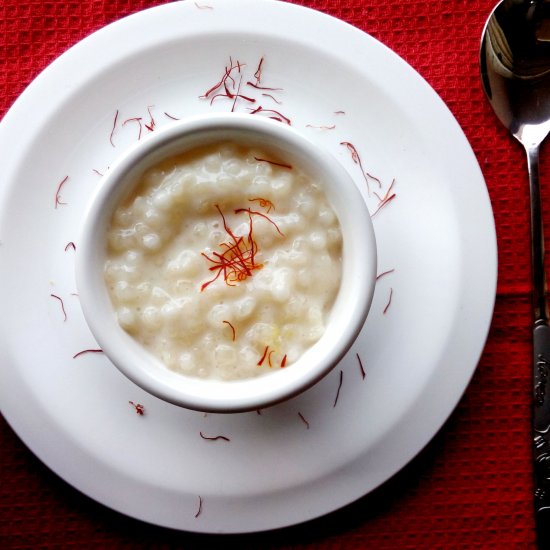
[480,0,550,546]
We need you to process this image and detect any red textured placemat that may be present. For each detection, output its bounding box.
[0,0,541,548]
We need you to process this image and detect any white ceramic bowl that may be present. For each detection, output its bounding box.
[76,113,377,413]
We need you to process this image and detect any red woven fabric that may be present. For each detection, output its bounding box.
[0,0,541,548]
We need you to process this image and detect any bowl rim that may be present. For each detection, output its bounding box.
[75,112,377,413]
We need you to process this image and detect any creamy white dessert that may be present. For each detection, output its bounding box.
[104,142,342,380]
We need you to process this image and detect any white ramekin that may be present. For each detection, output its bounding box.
[76,112,377,412]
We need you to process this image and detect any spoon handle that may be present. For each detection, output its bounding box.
[527,143,550,547]
[534,324,550,548]
[526,144,548,324]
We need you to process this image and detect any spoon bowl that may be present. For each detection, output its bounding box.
[481,0,550,143]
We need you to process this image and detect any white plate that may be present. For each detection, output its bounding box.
[0,0,497,534]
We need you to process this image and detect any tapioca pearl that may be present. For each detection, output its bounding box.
[152,254,167,270]
[246,322,278,346]
[235,364,261,380]
[295,195,316,218]
[133,221,151,237]
[313,277,333,300]
[255,302,279,323]
[313,253,332,272]
[154,167,178,189]
[167,250,201,277]
[249,175,271,196]
[141,207,164,230]
[281,343,302,364]
[234,295,256,319]
[141,306,161,330]
[179,300,203,333]
[161,301,181,323]
[113,207,133,228]
[117,307,136,330]
[296,267,312,289]
[214,344,237,368]
[142,168,165,188]
[284,247,308,268]
[104,261,121,283]
[291,236,308,252]
[206,182,232,203]
[250,216,282,247]
[198,279,230,301]
[284,295,306,319]
[207,303,232,328]
[131,195,149,218]
[141,232,162,251]
[178,294,201,313]
[281,322,299,343]
[123,265,142,283]
[271,268,293,302]
[135,281,152,300]
[239,345,259,365]
[277,212,303,235]
[107,228,136,253]
[104,261,141,283]
[254,159,274,177]
[159,221,177,242]
[304,323,325,343]
[122,249,142,266]
[167,182,186,204]
[199,330,217,349]
[177,351,196,374]
[151,188,173,211]
[195,365,210,378]
[208,216,221,231]
[160,349,178,369]
[112,280,137,302]
[267,249,289,267]
[318,205,337,226]
[295,172,312,189]
[189,195,213,215]
[151,285,172,304]
[230,220,252,240]
[204,152,222,173]
[326,227,343,248]
[223,158,243,176]
[309,231,327,251]
[252,266,274,292]
[234,170,255,190]
[308,306,323,325]
[270,173,293,197]
[218,142,238,158]
[164,316,186,338]
[218,366,241,381]
[172,278,197,295]
[307,181,323,197]
[216,173,237,190]
[206,228,225,247]
[196,336,216,368]
[192,221,208,241]
[190,177,214,198]
[170,171,196,197]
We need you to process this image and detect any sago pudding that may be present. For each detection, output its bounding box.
[104,142,343,381]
